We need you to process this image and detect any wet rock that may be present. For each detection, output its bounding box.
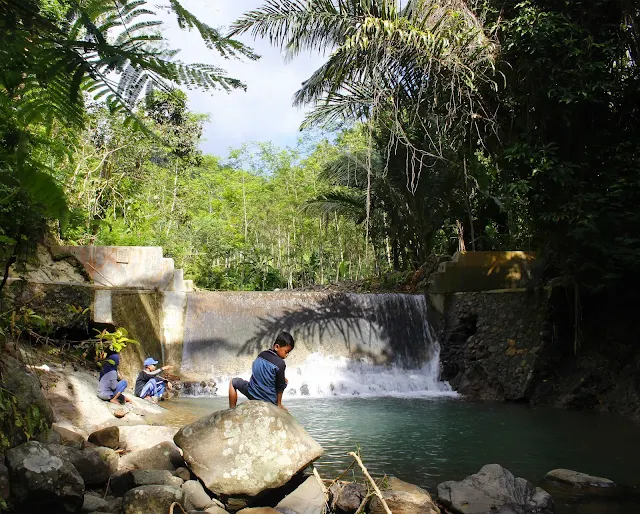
[329,481,366,513]
[370,477,439,514]
[174,466,192,481]
[120,441,184,471]
[52,423,87,449]
[174,401,323,496]
[123,484,183,514]
[131,469,183,488]
[545,469,615,488]
[276,474,326,514]
[47,444,119,485]
[437,464,554,514]
[182,479,214,510]
[88,427,120,449]
[6,440,84,512]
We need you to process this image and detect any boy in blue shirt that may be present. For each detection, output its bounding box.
[229,332,294,410]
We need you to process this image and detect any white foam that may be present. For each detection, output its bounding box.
[183,350,457,399]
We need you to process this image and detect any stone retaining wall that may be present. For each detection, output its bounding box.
[432,289,551,400]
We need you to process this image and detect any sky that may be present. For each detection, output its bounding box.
[159,0,328,157]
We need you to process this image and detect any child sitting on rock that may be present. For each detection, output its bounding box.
[229,332,294,410]
[97,353,131,404]
[135,357,173,403]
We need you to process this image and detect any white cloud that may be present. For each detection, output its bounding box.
[159,0,328,157]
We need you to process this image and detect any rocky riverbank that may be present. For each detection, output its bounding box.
[2,349,634,513]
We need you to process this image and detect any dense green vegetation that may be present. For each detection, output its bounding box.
[1,0,638,303]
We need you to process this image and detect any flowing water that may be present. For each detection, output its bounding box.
[157,396,640,514]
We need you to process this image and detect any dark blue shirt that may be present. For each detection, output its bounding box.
[247,349,287,404]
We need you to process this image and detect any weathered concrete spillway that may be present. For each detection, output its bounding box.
[178,292,452,396]
[8,245,454,397]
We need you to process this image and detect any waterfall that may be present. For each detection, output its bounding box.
[179,292,455,398]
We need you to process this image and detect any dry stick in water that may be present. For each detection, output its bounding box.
[313,466,330,513]
[347,451,392,514]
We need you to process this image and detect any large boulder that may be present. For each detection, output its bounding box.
[5,440,84,512]
[545,469,615,488]
[1,356,54,435]
[119,441,184,471]
[122,484,183,514]
[370,477,439,514]
[47,444,119,485]
[276,475,327,514]
[174,401,323,496]
[437,464,554,514]
[88,426,120,449]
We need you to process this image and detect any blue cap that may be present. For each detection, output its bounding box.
[144,357,159,367]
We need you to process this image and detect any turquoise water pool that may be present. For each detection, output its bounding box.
[157,396,640,513]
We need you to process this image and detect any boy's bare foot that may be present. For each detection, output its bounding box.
[109,398,120,404]
[124,397,132,403]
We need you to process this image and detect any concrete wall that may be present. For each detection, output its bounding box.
[430,251,539,293]
[51,246,175,290]
[179,292,435,381]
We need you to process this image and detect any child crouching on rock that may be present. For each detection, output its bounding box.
[135,357,173,403]
[97,353,131,404]
[229,332,294,410]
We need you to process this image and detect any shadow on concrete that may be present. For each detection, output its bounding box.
[239,293,432,367]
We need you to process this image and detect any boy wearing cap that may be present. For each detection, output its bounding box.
[135,357,173,402]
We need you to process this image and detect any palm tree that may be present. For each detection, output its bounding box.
[230,0,496,167]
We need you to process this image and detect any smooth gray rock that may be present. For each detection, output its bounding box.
[120,441,184,471]
[131,469,183,488]
[205,507,231,514]
[276,475,326,514]
[82,494,110,512]
[329,481,366,514]
[437,464,554,514]
[122,485,183,514]
[182,479,214,510]
[6,440,84,512]
[369,477,439,514]
[174,401,323,496]
[545,469,615,488]
[47,444,119,485]
[88,426,120,449]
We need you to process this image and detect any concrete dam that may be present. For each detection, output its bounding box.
[7,246,455,396]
